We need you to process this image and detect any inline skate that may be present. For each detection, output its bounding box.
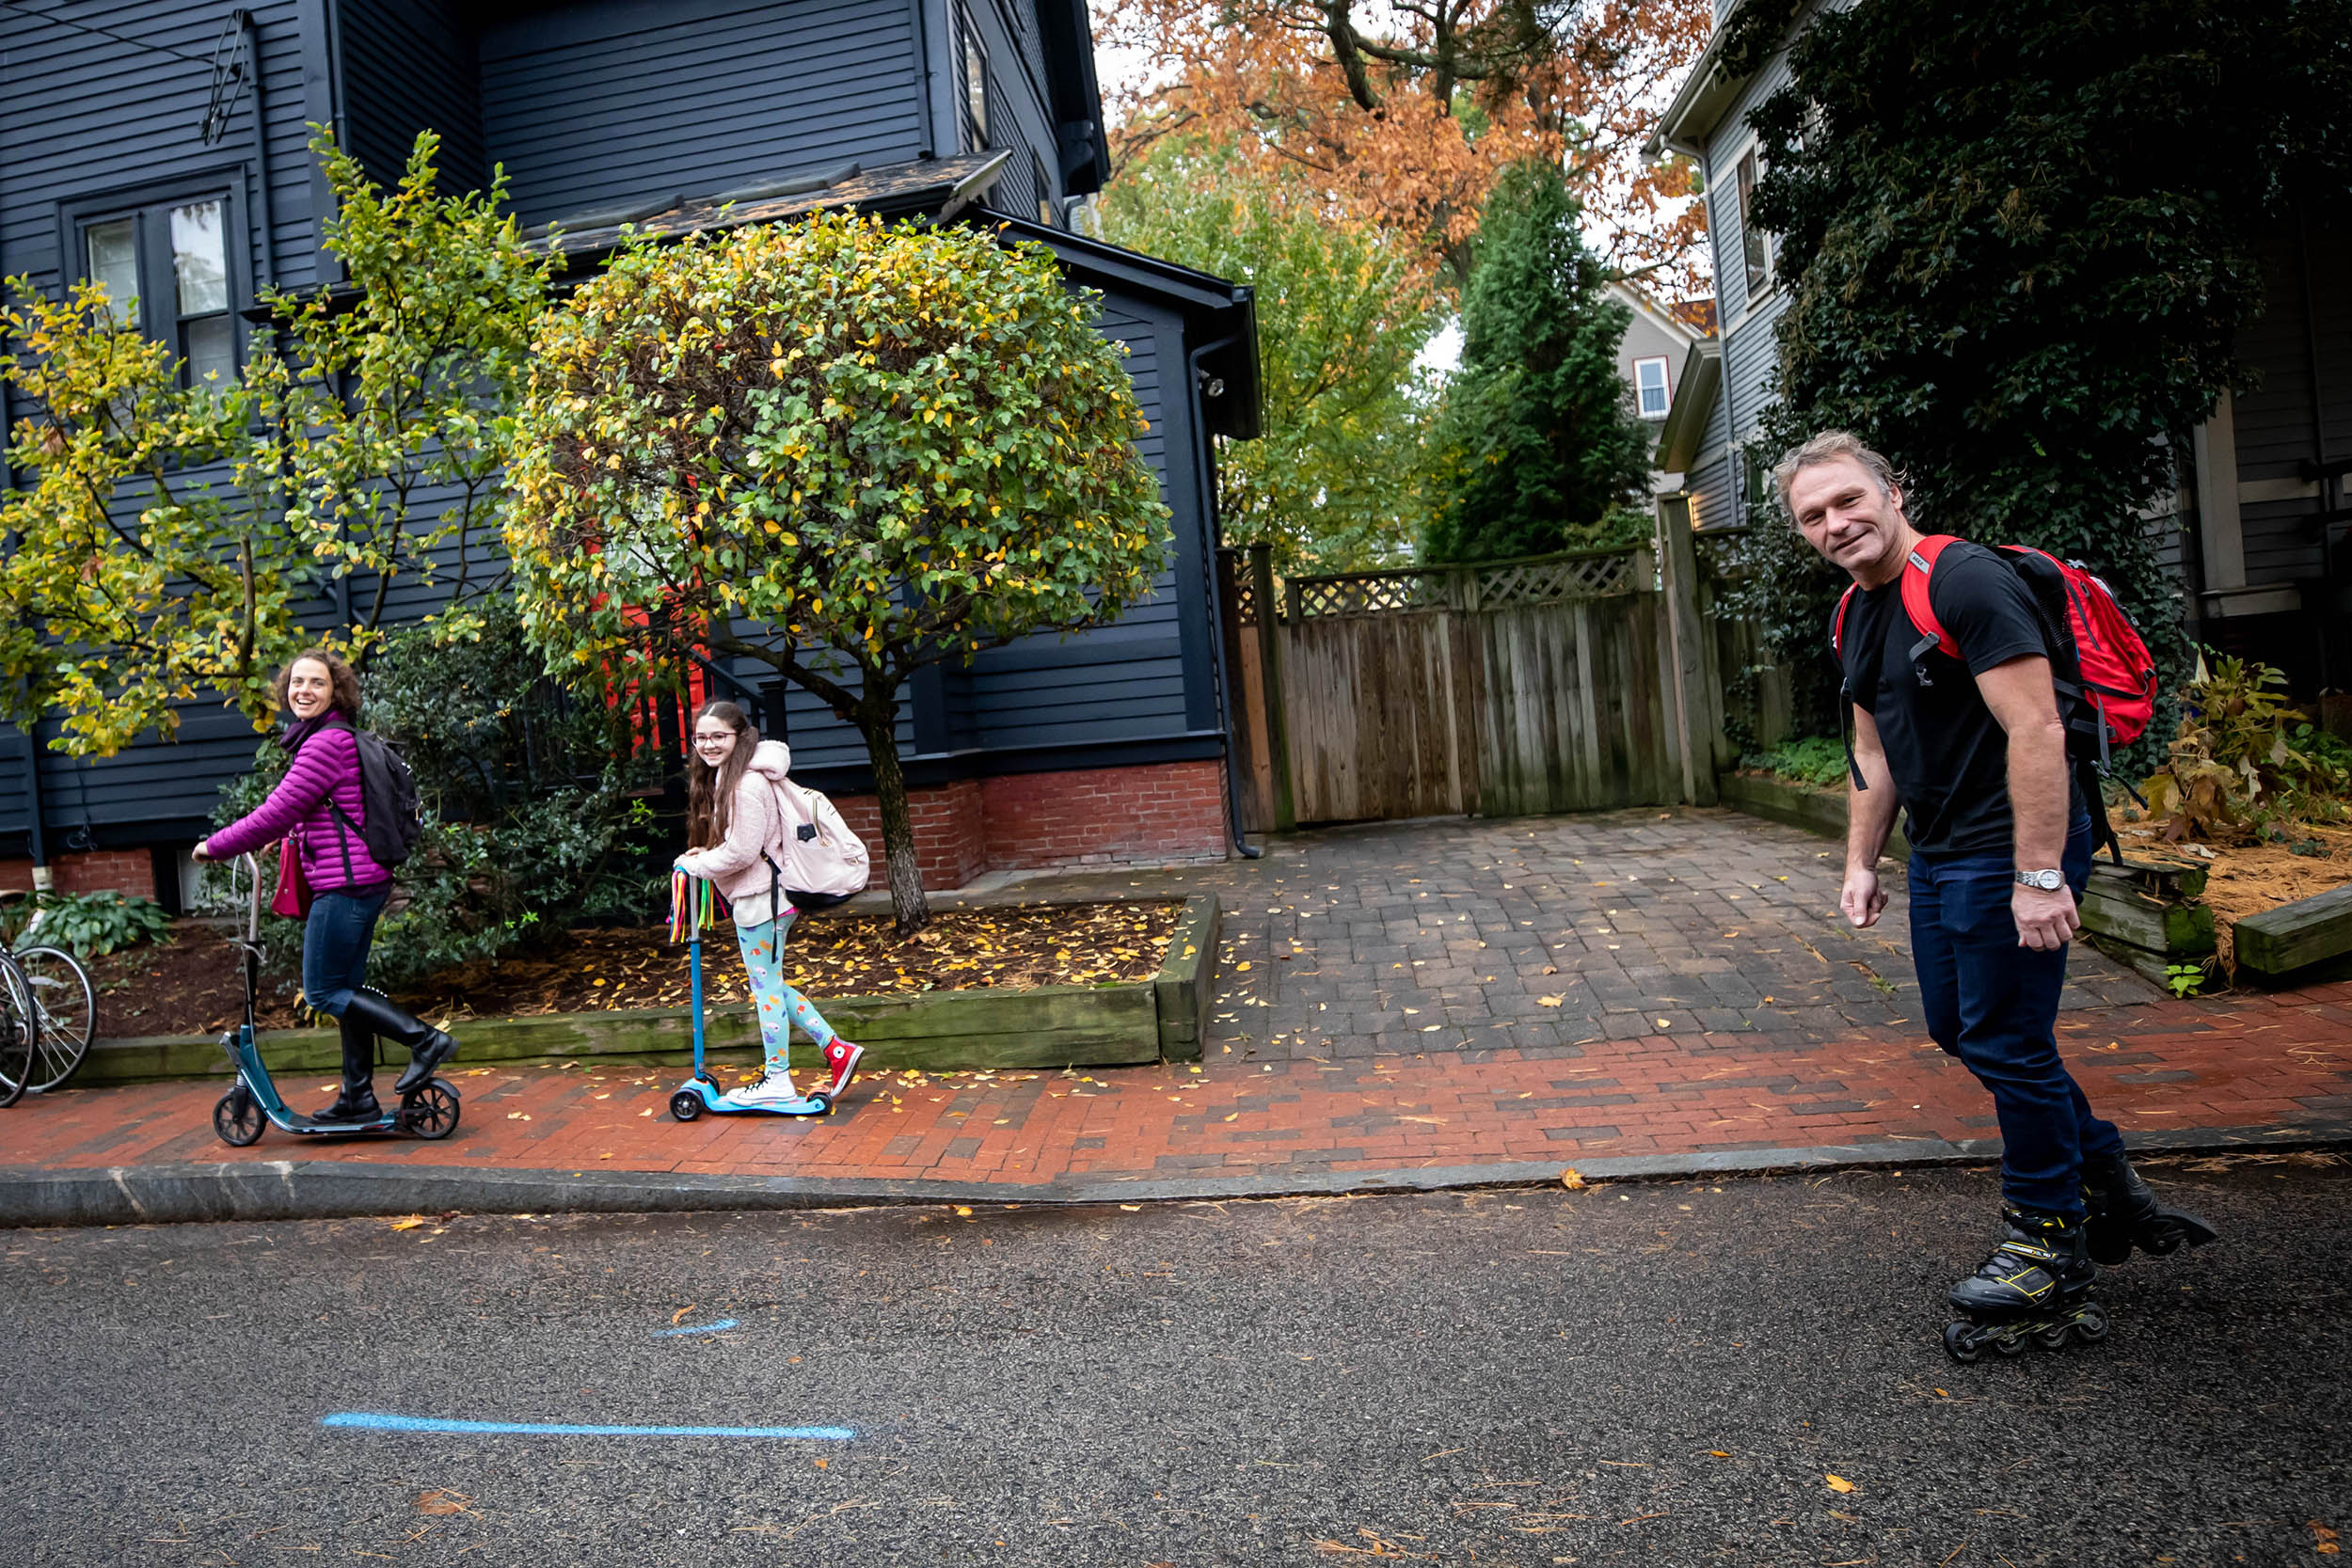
[2080,1150,2217,1265]
[1942,1205,2107,1363]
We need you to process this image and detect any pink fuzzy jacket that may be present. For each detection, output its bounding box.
[675,739,797,927]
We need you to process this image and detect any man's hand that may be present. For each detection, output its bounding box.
[2012,884,2079,950]
[189,840,212,863]
[1840,865,1888,928]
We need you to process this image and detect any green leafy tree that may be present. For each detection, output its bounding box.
[1096,144,1439,572]
[0,129,555,755]
[505,211,1172,934]
[1718,0,2352,736]
[1422,159,1654,563]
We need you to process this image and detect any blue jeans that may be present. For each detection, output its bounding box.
[1908,822,2123,1217]
[302,884,391,1018]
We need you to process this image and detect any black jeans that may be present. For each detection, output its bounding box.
[1907,821,2124,1217]
[301,884,391,1019]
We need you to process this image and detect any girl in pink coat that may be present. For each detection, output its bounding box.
[674,700,861,1110]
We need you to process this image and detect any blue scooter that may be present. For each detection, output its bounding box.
[210,854,461,1147]
[667,871,832,1121]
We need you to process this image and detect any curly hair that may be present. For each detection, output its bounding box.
[273,647,363,719]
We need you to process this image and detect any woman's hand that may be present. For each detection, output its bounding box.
[190,840,212,863]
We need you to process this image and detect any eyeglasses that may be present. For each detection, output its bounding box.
[691,733,734,748]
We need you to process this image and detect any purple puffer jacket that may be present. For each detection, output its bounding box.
[206,721,392,893]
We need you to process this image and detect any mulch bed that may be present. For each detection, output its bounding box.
[87,901,1183,1038]
[2111,816,2352,970]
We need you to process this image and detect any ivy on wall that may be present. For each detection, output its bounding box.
[1716,0,2352,739]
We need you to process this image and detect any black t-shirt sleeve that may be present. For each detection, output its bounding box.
[1929,547,2049,674]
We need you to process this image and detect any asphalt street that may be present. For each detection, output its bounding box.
[3,1157,2344,1567]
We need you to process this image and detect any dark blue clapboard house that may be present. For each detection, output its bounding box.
[0,0,1261,904]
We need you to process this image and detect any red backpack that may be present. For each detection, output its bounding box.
[1831,535,2159,859]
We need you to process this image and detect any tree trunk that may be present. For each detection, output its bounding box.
[855,702,930,937]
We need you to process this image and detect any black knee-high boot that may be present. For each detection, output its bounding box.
[341,990,458,1096]
[317,1008,381,1122]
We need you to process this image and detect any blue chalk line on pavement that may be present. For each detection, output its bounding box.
[323,1413,853,1441]
[654,1317,739,1336]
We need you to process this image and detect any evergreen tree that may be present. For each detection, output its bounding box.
[1422,160,1654,563]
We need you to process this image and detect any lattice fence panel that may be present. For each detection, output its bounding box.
[1230,571,1260,626]
[1288,568,1454,619]
[1474,549,1639,607]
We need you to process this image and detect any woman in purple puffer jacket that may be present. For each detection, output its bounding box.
[193,649,456,1123]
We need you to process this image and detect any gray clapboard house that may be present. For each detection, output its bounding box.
[1646,0,2348,721]
[0,0,1263,902]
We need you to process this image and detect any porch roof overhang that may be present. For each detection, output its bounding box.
[1642,0,1757,162]
[523,149,1015,266]
[1655,337,1723,474]
[976,208,1263,441]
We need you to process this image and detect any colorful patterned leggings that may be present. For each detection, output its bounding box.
[735,911,836,1075]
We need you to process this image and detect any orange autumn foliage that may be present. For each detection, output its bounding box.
[1096,0,1712,295]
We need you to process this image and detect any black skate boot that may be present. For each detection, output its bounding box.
[1943,1205,2107,1363]
[2081,1150,2217,1266]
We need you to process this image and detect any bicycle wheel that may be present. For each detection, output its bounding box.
[0,955,34,1108]
[10,944,94,1092]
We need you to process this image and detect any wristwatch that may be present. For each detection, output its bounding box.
[2014,868,2065,892]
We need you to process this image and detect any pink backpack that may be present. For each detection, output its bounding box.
[761,776,870,911]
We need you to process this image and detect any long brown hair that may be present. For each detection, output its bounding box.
[685,700,756,849]
[273,647,362,720]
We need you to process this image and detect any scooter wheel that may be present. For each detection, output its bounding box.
[214,1086,265,1147]
[400,1081,461,1141]
[670,1089,704,1122]
[807,1091,834,1115]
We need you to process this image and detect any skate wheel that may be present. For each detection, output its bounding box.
[2143,1228,2182,1257]
[1941,1322,1983,1365]
[670,1089,703,1122]
[214,1087,264,1148]
[1993,1331,2026,1356]
[2032,1323,2071,1352]
[400,1081,461,1141]
[2072,1304,2110,1344]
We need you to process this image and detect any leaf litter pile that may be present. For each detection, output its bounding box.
[401,901,1183,1021]
[85,901,1181,1037]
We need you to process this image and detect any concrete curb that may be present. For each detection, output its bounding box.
[5,1119,2345,1227]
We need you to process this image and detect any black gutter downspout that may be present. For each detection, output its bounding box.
[1186,329,1260,859]
[0,105,52,887]
[240,9,278,293]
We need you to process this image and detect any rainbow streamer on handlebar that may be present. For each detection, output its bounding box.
[667,869,715,943]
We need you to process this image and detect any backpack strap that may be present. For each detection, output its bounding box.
[1830,585,1867,791]
[1899,534,1963,661]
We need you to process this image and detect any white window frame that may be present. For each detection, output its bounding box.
[1633,355,1671,420]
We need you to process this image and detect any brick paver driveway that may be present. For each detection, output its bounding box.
[1063,806,2153,1063]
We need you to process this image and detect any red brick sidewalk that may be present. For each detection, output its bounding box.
[8,980,2348,1198]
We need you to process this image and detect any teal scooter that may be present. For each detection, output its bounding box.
[210,854,461,1147]
[666,871,832,1121]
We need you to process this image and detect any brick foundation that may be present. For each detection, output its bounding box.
[0,848,158,900]
[827,759,1228,892]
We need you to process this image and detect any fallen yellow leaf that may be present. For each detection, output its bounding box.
[1560,1168,1586,1191]
[1825,1475,1856,1494]
[389,1216,425,1231]
[1537,994,1565,1006]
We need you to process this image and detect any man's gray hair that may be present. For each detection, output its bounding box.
[1770,430,1907,518]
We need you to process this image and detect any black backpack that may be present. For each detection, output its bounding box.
[324,721,424,868]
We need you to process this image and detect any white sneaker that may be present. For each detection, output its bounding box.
[719,1070,803,1109]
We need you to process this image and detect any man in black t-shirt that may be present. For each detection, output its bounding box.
[1777,430,2209,1347]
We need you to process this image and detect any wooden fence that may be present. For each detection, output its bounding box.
[1221,538,1721,829]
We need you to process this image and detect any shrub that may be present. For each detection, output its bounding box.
[2140,652,2352,843]
[1742,735,1849,789]
[1,891,173,958]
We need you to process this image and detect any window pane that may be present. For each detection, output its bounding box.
[1636,358,1669,417]
[961,12,989,148]
[1737,151,1770,294]
[183,313,236,387]
[170,199,230,315]
[84,218,140,322]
